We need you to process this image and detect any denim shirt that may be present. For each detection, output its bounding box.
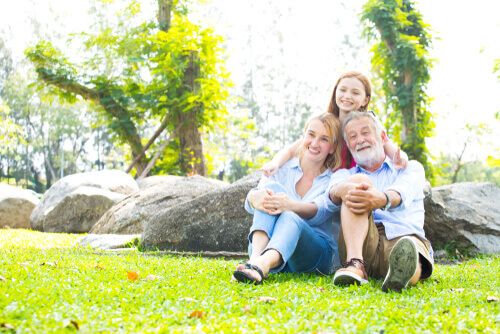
[244,158,337,249]
[319,158,429,243]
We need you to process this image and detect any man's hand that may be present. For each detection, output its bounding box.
[259,162,279,177]
[344,183,387,215]
[262,193,294,215]
[248,188,275,213]
[393,147,409,170]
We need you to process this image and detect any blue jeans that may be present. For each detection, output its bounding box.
[248,182,336,275]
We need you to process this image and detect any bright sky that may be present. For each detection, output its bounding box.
[1,0,499,162]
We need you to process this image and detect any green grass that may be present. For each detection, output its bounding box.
[1,230,499,333]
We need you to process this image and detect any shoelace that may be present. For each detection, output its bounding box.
[341,258,367,269]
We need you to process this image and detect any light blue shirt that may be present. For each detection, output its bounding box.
[245,157,337,249]
[319,158,429,243]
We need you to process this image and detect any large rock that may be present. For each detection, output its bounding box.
[0,184,40,229]
[31,170,138,233]
[424,182,500,255]
[136,175,184,190]
[90,175,229,234]
[140,171,261,252]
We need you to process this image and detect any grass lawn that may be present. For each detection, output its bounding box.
[1,229,499,333]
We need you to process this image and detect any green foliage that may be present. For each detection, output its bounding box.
[434,156,500,187]
[0,103,24,154]
[1,69,95,189]
[494,58,500,79]
[24,0,232,176]
[361,0,435,180]
[203,108,269,180]
[1,229,500,333]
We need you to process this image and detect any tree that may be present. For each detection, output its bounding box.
[25,0,230,177]
[1,69,95,189]
[488,61,500,168]
[361,0,435,179]
[448,123,490,184]
[0,103,25,184]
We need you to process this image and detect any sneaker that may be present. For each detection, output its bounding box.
[382,236,418,293]
[333,258,368,286]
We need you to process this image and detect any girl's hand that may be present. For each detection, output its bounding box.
[393,147,408,170]
[259,162,279,177]
[262,193,294,215]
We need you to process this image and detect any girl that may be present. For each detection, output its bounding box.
[260,71,408,176]
[233,113,342,284]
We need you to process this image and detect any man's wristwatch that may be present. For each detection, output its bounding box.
[381,192,391,211]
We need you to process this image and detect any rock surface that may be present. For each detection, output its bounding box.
[140,171,261,252]
[0,184,40,229]
[90,175,229,234]
[30,170,138,233]
[424,182,500,255]
[136,175,184,190]
[78,234,140,250]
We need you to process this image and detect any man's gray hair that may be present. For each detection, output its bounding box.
[342,111,384,143]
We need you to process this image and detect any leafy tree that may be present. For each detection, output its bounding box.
[0,103,23,152]
[448,122,490,184]
[361,0,435,179]
[489,61,500,168]
[2,70,95,189]
[434,155,500,188]
[25,0,231,177]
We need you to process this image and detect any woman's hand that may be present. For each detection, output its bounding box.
[248,188,275,212]
[393,147,408,170]
[259,162,279,177]
[262,193,295,215]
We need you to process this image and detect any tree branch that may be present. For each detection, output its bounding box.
[137,122,182,180]
[125,113,172,173]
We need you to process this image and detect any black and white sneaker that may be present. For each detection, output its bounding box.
[382,237,418,293]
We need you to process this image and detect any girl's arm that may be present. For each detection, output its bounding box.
[262,193,318,219]
[383,141,408,170]
[259,139,301,177]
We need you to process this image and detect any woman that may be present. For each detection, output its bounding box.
[233,113,342,284]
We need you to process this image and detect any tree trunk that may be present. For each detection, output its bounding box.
[178,51,207,176]
[158,0,171,32]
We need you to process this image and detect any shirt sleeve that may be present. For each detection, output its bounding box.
[385,160,425,211]
[304,191,336,226]
[325,168,351,211]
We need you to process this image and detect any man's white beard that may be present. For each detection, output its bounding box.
[351,140,385,168]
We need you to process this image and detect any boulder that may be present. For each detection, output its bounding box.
[136,175,185,190]
[424,182,500,255]
[0,184,40,229]
[140,171,261,252]
[90,175,229,234]
[31,170,138,233]
[78,234,140,250]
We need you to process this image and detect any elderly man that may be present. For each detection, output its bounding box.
[326,111,433,292]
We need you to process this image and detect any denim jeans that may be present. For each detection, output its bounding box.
[248,182,336,275]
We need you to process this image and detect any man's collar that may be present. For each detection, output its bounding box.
[355,157,393,174]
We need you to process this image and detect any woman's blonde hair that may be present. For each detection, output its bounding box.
[296,113,342,172]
